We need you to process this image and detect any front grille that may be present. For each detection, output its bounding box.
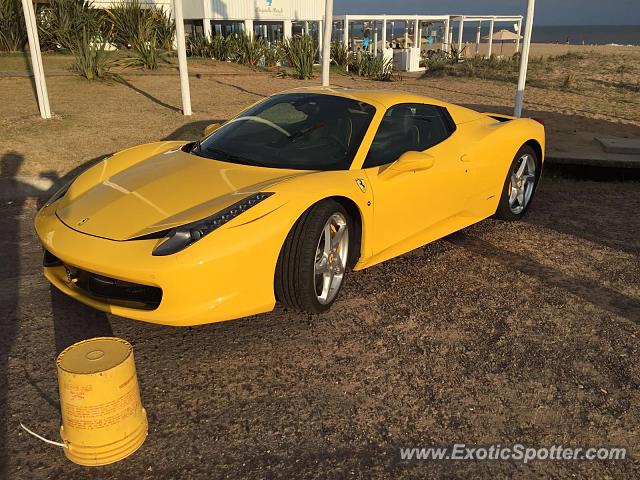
[72,268,162,310]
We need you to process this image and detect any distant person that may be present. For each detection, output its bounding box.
[363,36,370,50]
[565,35,570,44]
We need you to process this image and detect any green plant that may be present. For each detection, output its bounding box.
[228,32,266,65]
[210,35,229,60]
[263,43,283,67]
[330,40,349,68]
[107,0,173,69]
[349,51,394,81]
[186,34,211,57]
[70,26,115,80]
[38,0,102,51]
[150,8,174,51]
[118,35,169,69]
[282,34,316,79]
[0,0,26,51]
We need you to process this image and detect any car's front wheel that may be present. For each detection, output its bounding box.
[494,145,540,221]
[275,200,352,313]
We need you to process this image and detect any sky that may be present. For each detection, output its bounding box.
[334,0,640,26]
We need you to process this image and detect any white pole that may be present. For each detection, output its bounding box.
[516,19,523,52]
[404,22,408,49]
[414,18,420,51]
[382,18,387,49]
[343,16,349,72]
[373,29,378,55]
[443,18,450,52]
[475,21,481,54]
[457,18,464,53]
[318,19,323,61]
[21,0,51,119]
[321,0,333,86]
[514,0,535,117]
[173,0,192,116]
[488,19,494,57]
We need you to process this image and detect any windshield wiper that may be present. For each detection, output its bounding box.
[205,147,267,167]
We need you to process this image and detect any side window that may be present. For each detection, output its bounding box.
[363,103,455,168]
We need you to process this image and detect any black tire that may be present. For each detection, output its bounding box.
[275,200,353,313]
[494,145,540,221]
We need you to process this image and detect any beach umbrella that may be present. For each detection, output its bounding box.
[483,29,522,54]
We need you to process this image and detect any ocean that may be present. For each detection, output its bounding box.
[530,25,640,45]
[352,24,640,46]
[444,24,639,46]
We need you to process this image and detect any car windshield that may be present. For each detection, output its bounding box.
[192,93,376,170]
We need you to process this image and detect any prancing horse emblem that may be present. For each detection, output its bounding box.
[355,178,366,193]
[77,217,90,226]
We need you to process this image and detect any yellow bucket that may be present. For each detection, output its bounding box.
[56,337,148,466]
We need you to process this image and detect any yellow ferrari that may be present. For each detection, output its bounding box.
[35,88,545,326]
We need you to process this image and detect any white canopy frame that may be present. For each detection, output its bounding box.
[449,15,523,56]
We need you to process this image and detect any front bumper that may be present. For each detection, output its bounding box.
[35,205,285,326]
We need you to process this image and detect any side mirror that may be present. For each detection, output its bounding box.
[203,123,221,137]
[381,151,434,179]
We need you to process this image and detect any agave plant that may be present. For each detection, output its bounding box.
[38,0,102,51]
[107,0,146,48]
[283,35,316,79]
[70,26,115,80]
[330,41,349,69]
[108,0,172,69]
[210,35,229,61]
[150,8,174,51]
[186,34,211,57]
[0,0,26,51]
[263,42,283,67]
[228,32,266,66]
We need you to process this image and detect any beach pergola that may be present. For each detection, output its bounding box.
[450,15,524,57]
[331,14,452,54]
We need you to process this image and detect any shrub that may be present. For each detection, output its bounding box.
[38,0,102,51]
[330,41,349,68]
[150,8,174,51]
[186,34,211,57]
[0,0,26,51]
[349,51,394,81]
[107,0,173,69]
[70,26,115,80]
[228,32,266,65]
[210,35,229,61]
[282,34,316,79]
[263,43,283,67]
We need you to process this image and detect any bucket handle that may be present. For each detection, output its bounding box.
[20,422,68,449]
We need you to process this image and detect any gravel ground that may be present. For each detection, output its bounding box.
[1,172,638,479]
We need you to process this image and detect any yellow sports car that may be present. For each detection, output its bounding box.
[35,88,545,326]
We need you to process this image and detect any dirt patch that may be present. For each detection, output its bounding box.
[1,175,638,479]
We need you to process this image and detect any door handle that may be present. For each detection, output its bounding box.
[460,154,472,162]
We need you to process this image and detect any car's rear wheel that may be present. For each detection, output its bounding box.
[275,200,352,313]
[494,145,540,221]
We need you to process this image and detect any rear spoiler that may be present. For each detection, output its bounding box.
[483,112,545,126]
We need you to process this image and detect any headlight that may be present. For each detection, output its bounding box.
[152,192,274,256]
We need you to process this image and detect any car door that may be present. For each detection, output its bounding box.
[362,103,468,259]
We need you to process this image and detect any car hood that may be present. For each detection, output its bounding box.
[56,149,305,241]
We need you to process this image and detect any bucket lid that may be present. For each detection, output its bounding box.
[57,337,132,375]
